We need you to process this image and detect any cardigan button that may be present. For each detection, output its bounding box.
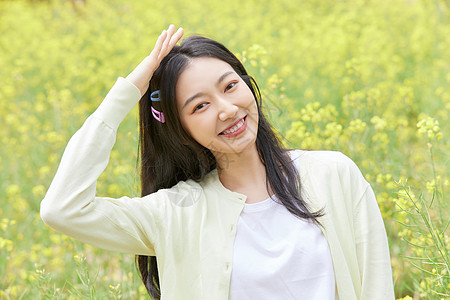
[225,262,231,272]
[230,224,235,234]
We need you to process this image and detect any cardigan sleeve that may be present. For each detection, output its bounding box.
[337,152,395,299]
[40,78,164,255]
[354,183,395,299]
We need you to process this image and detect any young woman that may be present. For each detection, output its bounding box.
[41,25,395,299]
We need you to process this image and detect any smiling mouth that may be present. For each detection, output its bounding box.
[219,116,247,137]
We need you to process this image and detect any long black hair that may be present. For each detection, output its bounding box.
[137,35,323,299]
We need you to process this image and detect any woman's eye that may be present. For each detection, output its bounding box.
[193,103,207,112]
[225,81,238,92]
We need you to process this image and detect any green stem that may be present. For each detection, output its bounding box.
[404,186,450,276]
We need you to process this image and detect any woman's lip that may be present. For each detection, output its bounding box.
[219,116,247,137]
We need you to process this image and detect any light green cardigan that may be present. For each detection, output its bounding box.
[41,78,395,299]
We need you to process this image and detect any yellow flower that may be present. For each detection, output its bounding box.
[6,184,20,197]
[73,255,85,264]
[0,218,15,231]
[0,237,13,251]
[348,118,367,133]
[107,184,122,196]
[39,166,51,177]
[32,185,46,197]
[370,116,387,130]
[417,116,442,141]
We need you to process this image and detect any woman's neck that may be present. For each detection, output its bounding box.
[215,145,272,203]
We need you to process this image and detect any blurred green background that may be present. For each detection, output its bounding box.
[1,0,449,298]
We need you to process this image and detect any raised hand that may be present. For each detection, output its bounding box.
[126,24,184,96]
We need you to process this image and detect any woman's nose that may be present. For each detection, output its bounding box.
[217,98,238,121]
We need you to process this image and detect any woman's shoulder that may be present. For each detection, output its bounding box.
[288,150,370,210]
[288,149,357,169]
[288,149,367,185]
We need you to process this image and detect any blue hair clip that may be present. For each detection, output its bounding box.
[150,90,165,123]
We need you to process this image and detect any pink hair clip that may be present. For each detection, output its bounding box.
[150,90,165,123]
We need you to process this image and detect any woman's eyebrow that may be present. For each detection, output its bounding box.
[216,71,234,86]
[182,71,235,109]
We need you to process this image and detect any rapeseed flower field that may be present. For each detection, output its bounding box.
[1,0,448,298]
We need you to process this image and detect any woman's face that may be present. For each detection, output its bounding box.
[176,57,258,158]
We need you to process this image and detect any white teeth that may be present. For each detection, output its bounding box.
[222,118,245,135]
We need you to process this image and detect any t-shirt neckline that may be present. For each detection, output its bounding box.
[243,196,277,212]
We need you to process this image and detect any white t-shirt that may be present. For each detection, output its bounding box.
[229,196,335,299]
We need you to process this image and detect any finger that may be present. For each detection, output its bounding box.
[168,27,184,50]
[169,23,176,31]
[152,30,167,55]
[161,25,182,57]
[161,25,177,55]
[142,30,167,74]
[160,25,176,54]
[166,24,176,37]
[148,30,167,62]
